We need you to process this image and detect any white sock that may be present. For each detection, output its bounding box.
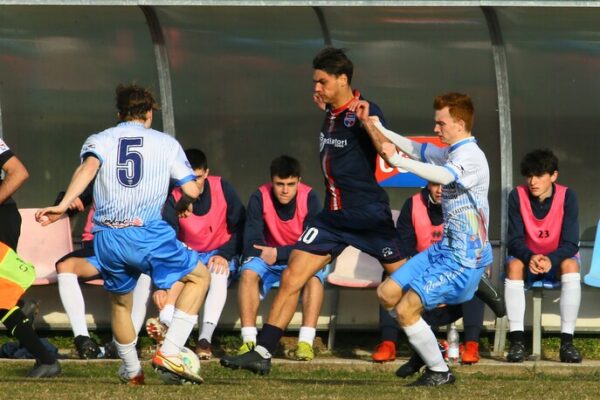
[505,279,526,332]
[115,339,141,378]
[159,304,175,327]
[131,274,151,335]
[57,273,89,337]
[560,273,581,335]
[160,309,197,355]
[241,327,257,344]
[298,326,316,345]
[199,322,216,343]
[403,318,448,372]
[198,272,228,341]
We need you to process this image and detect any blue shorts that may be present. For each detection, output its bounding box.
[294,202,403,264]
[198,249,240,284]
[240,257,329,299]
[91,220,199,294]
[506,255,580,289]
[390,244,486,310]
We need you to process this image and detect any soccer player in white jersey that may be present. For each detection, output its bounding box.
[36,84,210,385]
[353,92,493,387]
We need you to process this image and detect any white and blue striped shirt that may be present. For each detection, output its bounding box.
[80,121,195,230]
[422,137,493,268]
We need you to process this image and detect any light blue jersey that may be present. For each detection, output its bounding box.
[421,137,492,268]
[80,121,195,230]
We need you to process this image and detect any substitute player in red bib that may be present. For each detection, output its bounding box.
[504,149,582,363]
[236,155,323,361]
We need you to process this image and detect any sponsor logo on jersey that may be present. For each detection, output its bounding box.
[344,112,356,128]
[320,132,348,151]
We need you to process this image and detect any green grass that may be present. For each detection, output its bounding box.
[1,361,600,400]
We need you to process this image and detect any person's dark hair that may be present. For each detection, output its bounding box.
[312,47,354,84]
[116,83,159,122]
[433,92,475,132]
[270,155,301,179]
[520,148,559,177]
[185,148,208,170]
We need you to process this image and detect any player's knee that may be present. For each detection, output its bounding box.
[279,268,305,294]
[506,258,525,280]
[239,269,260,287]
[56,258,75,274]
[377,283,398,310]
[560,258,580,274]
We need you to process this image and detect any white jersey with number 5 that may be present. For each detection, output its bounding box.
[80,121,195,230]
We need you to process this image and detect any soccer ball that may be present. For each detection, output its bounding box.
[156,347,201,385]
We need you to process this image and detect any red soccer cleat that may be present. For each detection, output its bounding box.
[461,341,480,364]
[371,340,396,363]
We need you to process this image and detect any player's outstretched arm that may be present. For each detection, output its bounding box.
[381,142,454,185]
[36,156,100,226]
[352,100,422,161]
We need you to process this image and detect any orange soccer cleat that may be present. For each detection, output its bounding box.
[461,341,480,364]
[371,340,396,363]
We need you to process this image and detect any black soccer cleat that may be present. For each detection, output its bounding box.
[559,342,582,363]
[396,353,425,378]
[220,350,272,375]
[27,360,61,378]
[506,341,526,363]
[407,368,455,387]
[74,335,101,359]
[475,273,506,318]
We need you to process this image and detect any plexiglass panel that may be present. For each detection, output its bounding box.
[155,6,326,200]
[323,7,501,238]
[0,6,159,220]
[497,7,600,240]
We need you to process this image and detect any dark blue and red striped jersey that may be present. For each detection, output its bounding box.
[319,92,389,210]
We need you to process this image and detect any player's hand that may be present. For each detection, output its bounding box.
[68,197,85,212]
[350,100,370,123]
[208,255,230,276]
[35,206,67,226]
[254,244,277,265]
[177,203,193,218]
[152,290,168,310]
[313,92,326,111]
[380,142,399,160]
[528,254,546,275]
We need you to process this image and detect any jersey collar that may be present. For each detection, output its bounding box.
[449,136,476,153]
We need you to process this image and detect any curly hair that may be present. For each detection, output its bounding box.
[116,83,159,121]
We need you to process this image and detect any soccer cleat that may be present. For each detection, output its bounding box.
[146,317,168,344]
[237,341,256,355]
[152,350,204,384]
[407,368,455,387]
[295,341,315,361]
[559,342,582,363]
[195,338,213,360]
[27,360,61,378]
[118,364,145,385]
[103,340,120,359]
[395,353,425,378]
[506,341,526,363]
[372,340,396,363]
[74,335,101,359]
[461,341,480,364]
[220,350,272,375]
[438,340,449,361]
[475,273,506,318]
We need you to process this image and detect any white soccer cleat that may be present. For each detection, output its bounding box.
[152,348,203,385]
